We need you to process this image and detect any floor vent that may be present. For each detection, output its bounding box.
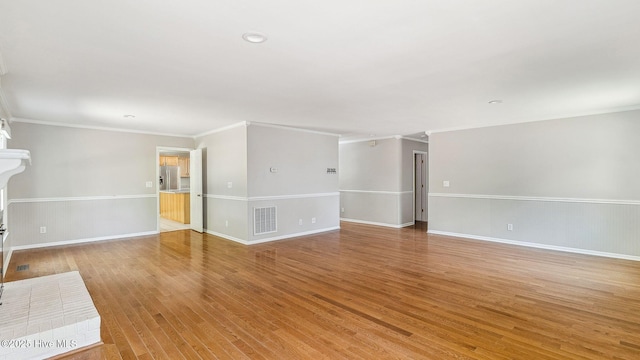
[254,206,277,235]
[16,264,29,272]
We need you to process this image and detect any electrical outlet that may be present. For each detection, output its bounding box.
[40,226,47,234]
[443,180,450,187]
[299,219,303,225]
[507,224,513,231]
[225,220,229,227]
[227,182,233,188]
[145,181,153,188]
[341,207,345,213]
[311,217,316,224]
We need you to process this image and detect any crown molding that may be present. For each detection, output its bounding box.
[339,135,400,144]
[11,117,193,138]
[427,107,640,135]
[193,121,248,138]
[248,121,341,137]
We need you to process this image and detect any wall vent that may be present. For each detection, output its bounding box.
[254,206,277,235]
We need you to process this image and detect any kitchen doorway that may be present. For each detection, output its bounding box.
[157,147,194,233]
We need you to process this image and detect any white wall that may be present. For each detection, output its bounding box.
[339,137,428,227]
[7,122,194,248]
[428,109,640,259]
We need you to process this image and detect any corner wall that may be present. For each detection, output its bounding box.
[247,123,340,243]
[428,109,640,259]
[195,122,340,244]
[339,137,428,227]
[7,122,194,249]
[194,123,249,242]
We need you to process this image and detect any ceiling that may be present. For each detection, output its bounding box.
[1,0,639,140]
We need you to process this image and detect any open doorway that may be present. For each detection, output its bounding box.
[157,148,192,232]
[414,151,428,227]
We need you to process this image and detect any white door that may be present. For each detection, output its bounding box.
[190,148,204,232]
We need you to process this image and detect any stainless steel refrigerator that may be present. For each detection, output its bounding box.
[159,166,180,190]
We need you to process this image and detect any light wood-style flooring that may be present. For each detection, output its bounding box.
[5,222,640,359]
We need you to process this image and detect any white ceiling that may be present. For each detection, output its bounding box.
[1,0,639,139]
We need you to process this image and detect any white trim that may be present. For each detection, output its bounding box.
[205,192,340,202]
[340,190,413,195]
[339,135,400,145]
[250,192,339,201]
[249,227,341,244]
[401,137,429,144]
[11,117,193,138]
[205,230,248,244]
[3,232,12,279]
[426,107,640,135]
[249,122,340,137]
[340,134,430,144]
[428,193,640,206]
[340,218,414,229]
[10,231,158,251]
[205,194,248,201]
[193,121,248,138]
[9,194,156,204]
[427,230,640,262]
[205,226,340,245]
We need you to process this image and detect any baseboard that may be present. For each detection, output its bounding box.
[205,227,341,245]
[204,230,248,244]
[427,230,640,262]
[341,218,414,229]
[11,231,159,251]
[249,227,341,244]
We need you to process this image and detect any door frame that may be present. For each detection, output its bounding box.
[156,146,195,233]
[412,150,428,223]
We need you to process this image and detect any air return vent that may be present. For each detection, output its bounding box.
[254,206,277,235]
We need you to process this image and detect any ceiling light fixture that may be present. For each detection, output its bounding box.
[242,32,268,44]
[488,100,503,104]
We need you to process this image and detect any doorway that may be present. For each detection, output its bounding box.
[414,152,428,223]
[157,147,203,233]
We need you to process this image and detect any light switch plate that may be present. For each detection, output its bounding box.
[443,180,450,187]
[146,181,153,188]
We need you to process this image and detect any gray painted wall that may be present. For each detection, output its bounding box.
[428,109,640,258]
[195,122,340,244]
[7,122,194,248]
[195,123,249,241]
[247,124,340,242]
[339,138,428,227]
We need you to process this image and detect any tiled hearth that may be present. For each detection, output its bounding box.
[0,271,101,360]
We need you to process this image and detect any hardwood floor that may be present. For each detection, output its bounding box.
[5,222,640,359]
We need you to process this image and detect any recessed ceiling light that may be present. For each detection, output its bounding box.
[488,100,503,104]
[123,114,136,118]
[242,32,267,44]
